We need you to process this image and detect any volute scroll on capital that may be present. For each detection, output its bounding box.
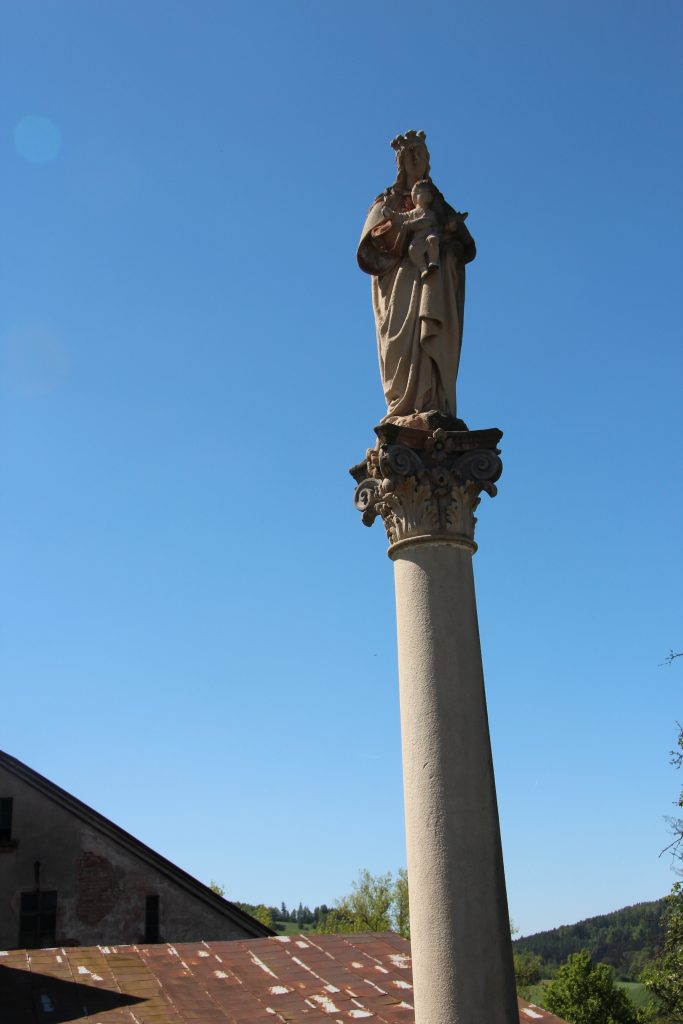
[349,426,503,558]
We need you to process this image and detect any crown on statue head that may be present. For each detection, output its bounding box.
[391,129,427,151]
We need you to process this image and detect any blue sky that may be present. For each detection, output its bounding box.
[1,0,681,937]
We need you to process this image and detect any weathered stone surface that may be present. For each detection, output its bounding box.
[350,425,518,1024]
[350,425,502,555]
[357,130,476,422]
[393,543,519,1024]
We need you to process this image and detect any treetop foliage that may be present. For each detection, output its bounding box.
[514,899,667,981]
[513,950,543,996]
[544,951,640,1024]
[662,724,683,869]
[317,869,410,939]
[641,881,683,1019]
[641,715,683,1021]
[235,902,275,929]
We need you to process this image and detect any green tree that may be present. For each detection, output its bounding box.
[640,673,683,1021]
[642,882,683,1019]
[341,869,393,931]
[663,724,683,868]
[235,901,274,929]
[313,904,329,926]
[209,880,226,897]
[394,868,410,939]
[512,900,666,981]
[514,951,543,996]
[544,951,639,1024]
[317,905,368,934]
[251,904,274,929]
[317,869,408,936]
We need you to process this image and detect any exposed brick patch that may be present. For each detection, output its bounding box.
[76,850,121,925]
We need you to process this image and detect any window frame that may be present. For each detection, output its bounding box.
[0,797,13,842]
[144,894,160,943]
[18,890,57,949]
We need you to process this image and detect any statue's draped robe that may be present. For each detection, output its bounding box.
[357,184,476,421]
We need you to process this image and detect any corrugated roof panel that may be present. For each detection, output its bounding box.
[0,934,570,1024]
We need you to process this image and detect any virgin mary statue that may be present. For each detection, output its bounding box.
[357,130,476,426]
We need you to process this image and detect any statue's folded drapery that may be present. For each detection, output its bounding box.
[358,188,475,422]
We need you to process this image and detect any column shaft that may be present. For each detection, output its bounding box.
[393,541,518,1024]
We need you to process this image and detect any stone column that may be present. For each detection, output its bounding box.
[351,424,518,1024]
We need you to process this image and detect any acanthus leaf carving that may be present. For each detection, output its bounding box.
[350,427,502,555]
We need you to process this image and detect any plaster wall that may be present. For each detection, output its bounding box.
[0,768,249,949]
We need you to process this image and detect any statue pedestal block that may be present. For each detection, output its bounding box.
[351,426,518,1024]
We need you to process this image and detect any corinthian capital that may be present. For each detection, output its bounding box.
[350,425,503,557]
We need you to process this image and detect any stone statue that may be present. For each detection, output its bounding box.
[381,180,442,281]
[357,130,476,428]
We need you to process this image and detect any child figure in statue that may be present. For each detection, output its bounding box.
[358,129,476,424]
[382,179,440,279]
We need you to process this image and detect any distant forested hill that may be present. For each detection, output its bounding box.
[513,898,667,980]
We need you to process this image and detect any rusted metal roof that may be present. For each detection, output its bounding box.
[0,932,568,1024]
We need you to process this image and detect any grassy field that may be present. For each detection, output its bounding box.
[520,980,651,1011]
[273,921,316,935]
[522,981,550,1005]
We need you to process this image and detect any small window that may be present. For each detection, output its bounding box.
[19,890,57,948]
[0,798,13,841]
[145,894,159,943]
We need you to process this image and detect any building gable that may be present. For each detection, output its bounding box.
[0,751,271,949]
